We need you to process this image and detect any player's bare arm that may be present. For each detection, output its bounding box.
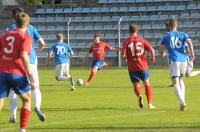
[159,44,167,57]
[46,51,52,67]
[150,48,155,63]
[37,38,45,54]
[186,39,195,60]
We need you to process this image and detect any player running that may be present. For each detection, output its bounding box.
[0,12,33,132]
[5,7,45,122]
[121,24,156,109]
[82,35,118,86]
[46,33,75,91]
[159,18,195,111]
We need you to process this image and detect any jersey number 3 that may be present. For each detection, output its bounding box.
[4,36,15,54]
[128,42,144,56]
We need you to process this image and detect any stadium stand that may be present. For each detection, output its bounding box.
[0,0,200,67]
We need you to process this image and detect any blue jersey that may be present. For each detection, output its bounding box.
[6,24,42,64]
[161,31,190,62]
[50,42,73,65]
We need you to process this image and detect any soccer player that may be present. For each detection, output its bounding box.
[6,7,45,122]
[83,35,118,86]
[159,18,195,111]
[46,33,75,91]
[0,12,33,132]
[183,44,200,77]
[121,24,155,109]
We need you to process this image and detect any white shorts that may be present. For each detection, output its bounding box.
[169,61,187,78]
[30,63,40,88]
[55,63,70,77]
[186,59,193,73]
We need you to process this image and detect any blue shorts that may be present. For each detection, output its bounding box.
[92,59,104,70]
[0,73,31,99]
[129,70,149,83]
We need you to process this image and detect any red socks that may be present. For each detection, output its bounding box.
[134,84,142,97]
[144,84,152,104]
[20,108,31,129]
[87,71,95,83]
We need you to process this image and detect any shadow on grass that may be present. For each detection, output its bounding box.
[29,126,200,130]
[41,107,176,112]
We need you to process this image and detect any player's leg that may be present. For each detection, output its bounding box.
[86,66,98,86]
[10,74,32,131]
[9,89,18,123]
[0,99,4,111]
[63,63,75,90]
[30,64,45,121]
[185,60,200,77]
[0,73,10,112]
[170,62,186,111]
[129,72,143,108]
[141,70,155,109]
[55,64,71,81]
[86,60,103,86]
[19,91,31,132]
[103,61,109,67]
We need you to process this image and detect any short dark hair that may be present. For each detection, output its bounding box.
[165,21,170,32]
[56,33,64,40]
[12,7,24,17]
[168,17,178,30]
[129,24,139,34]
[15,12,30,28]
[94,34,99,38]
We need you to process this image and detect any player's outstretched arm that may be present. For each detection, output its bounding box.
[21,51,35,87]
[186,40,195,60]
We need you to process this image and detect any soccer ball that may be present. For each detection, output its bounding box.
[77,79,84,86]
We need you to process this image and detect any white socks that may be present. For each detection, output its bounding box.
[57,76,71,81]
[32,89,42,109]
[179,79,185,101]
[173,83,185,106]
[189,70,200,77]
[20,128,26,132]
[9,90,18,119]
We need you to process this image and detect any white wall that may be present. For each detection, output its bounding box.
[1,0,18,5]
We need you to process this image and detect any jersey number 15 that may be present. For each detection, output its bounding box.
[128,42,144,57]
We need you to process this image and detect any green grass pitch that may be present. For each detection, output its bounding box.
[0,67,200,132]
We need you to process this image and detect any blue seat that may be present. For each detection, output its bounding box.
[45,8,54,13]
[180,13,189,18]
[176,5,185,10]
[110,7,119,12]
[138,6,147,11]
[128,7,137,12]
[147,6,157,11]
[140,15,149,20]
[82,8,91,13]
[119,7,128,12]
[35,8,45,14]
[64,8,72,13]
[100,7,110,12]
[150,15,159,20]
[73,8,82,13]
[54,8,63,13]
[191,12,200,18]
